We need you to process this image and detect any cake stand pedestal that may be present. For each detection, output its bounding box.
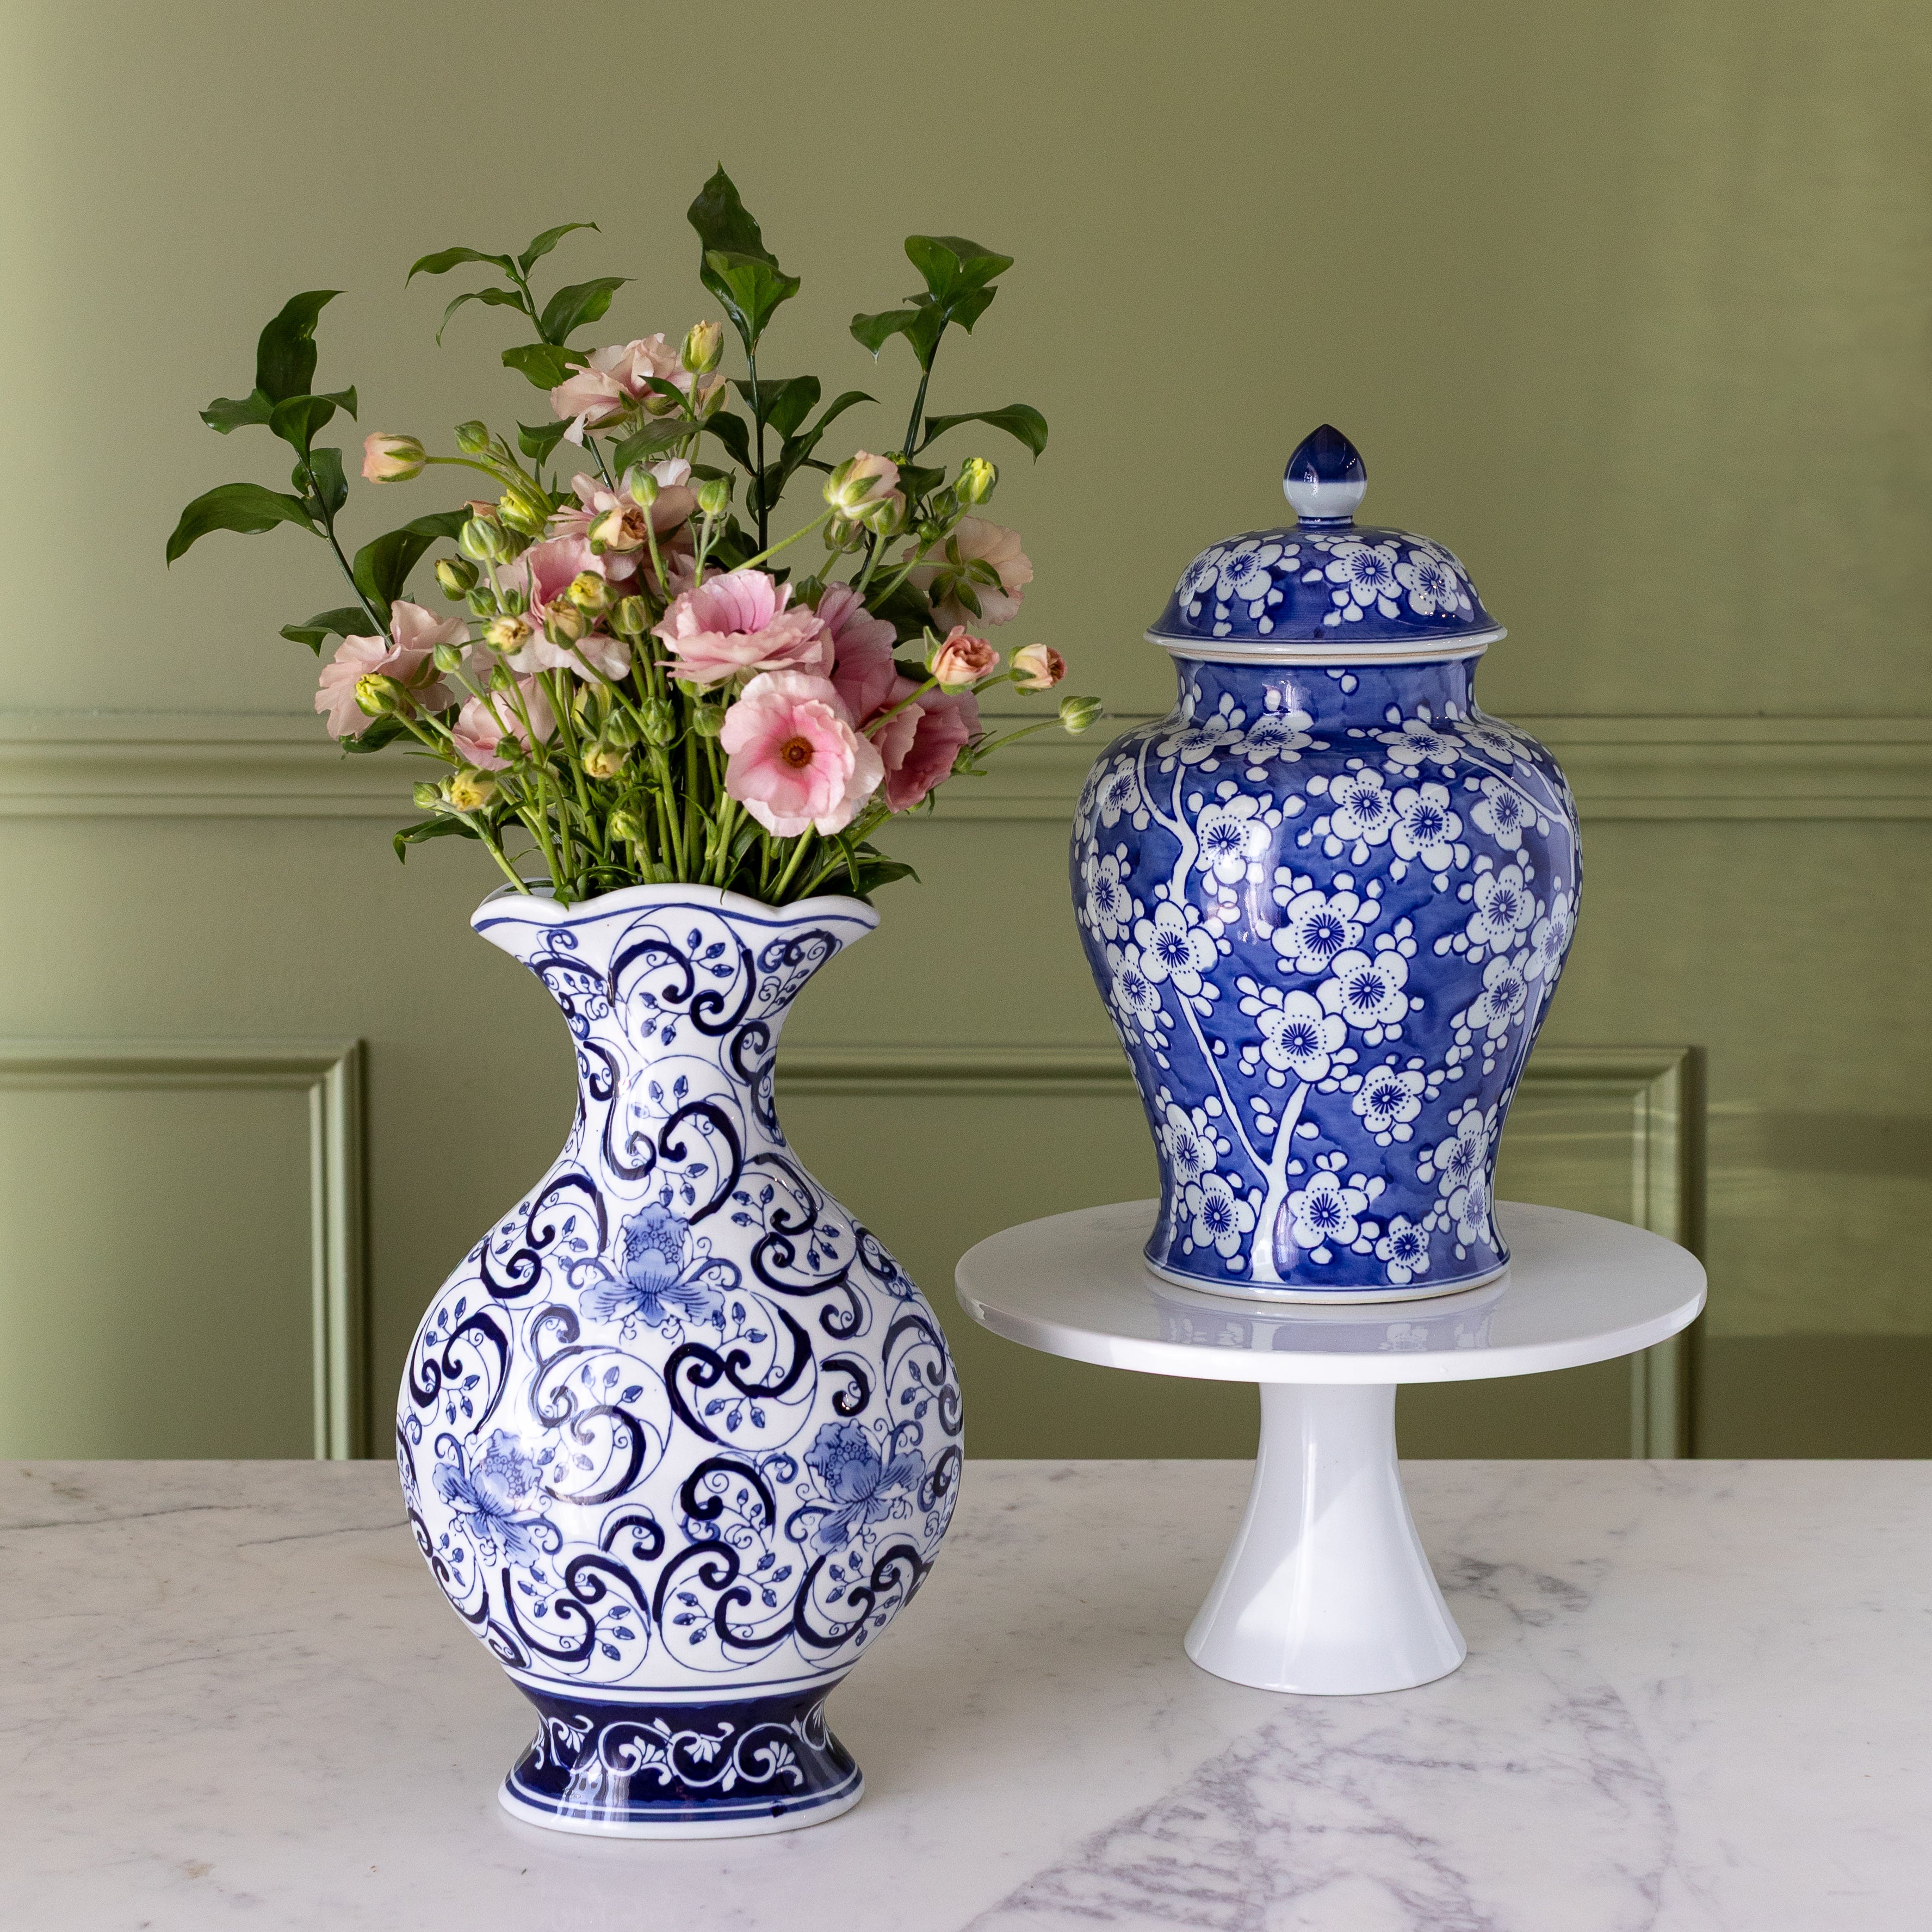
[955,1199,1705,1696]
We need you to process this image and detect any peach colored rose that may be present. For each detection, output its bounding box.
[906,516,1033,628]
[930,626,999,689]
[314,600,463,739]
[450,678,557,770]
[1012,643,1067,691]
[654,569,832,688]
[720,671,883,838]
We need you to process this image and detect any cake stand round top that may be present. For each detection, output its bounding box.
[955,1199,1704,1387]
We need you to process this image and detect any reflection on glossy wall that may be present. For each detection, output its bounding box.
[0,0,1926,1456]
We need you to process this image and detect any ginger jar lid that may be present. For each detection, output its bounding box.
[1148,425,1504,659]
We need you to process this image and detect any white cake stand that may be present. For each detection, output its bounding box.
[955,1199,1705,1697]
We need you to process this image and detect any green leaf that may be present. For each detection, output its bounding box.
[943,285,998,334]
[337,715,411,754]
[702,411,754,470]
[731,375,820,439]
[255,290,339,404]
[518,221,597,274]
[318,386,357,416]
[609,416,701,472]
[686,166,777,265]
[702,251,800,351]
[394,816,478,862]
[201,389,274,434]
[904,234,1013,305]
[165,482,315,564]
[268,392,338,454]
[501,342,586,389]
[518,419,572,464]
[921,403,1049,459]
[351,509,470,614]
[538,276,629,345]
[280,605,370,653]
[408,245,515,282]
[850,308,917,356]
[437,286,525,344]
[896,461,948,501]
[303,447,349,517]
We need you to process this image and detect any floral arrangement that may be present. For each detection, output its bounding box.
[168,169,1097,905]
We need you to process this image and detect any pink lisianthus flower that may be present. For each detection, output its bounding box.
[548,462,697,585]
[906,516,1034,629]
[884,689,980,812]
[548,337,680,442]
[450,678,558,771]
[720,671,883,838]
[654,569,832,688]
[314,600,465,740]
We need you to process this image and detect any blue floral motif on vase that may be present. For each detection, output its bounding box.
[396,884,960,1838]
[1072,429,1581,1301]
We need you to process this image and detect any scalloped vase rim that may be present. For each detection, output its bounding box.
[472,877,880,934]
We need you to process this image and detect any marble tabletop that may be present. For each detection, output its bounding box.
[1,1458,1925,1930]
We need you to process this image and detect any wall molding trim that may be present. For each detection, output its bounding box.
[781,1038,1705,1457]
[0,1039,368,1458]
[0,710,1928,822]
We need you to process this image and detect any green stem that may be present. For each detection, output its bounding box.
[738,510,833,573]
[769,831,818,902]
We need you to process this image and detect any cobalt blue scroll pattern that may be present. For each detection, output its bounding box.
[395,883,960,1835]
[1073,656,1579,1301]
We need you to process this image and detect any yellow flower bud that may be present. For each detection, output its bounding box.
[436,556,479,600]
[609,596,649,639]
[955,457,998,505]
[543,603,587,645]
[354,673,407,718]
[565,571,609,615]
[609,807,648,845]
[498,480,550,537]
[682,320,724,375]
[583,742,629,781]
[448,769,497,812]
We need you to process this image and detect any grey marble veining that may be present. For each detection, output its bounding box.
[1,1458,1925,1930]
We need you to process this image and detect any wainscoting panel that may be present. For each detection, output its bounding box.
[0,1041,366,1459]
[778,1042,1704,1459]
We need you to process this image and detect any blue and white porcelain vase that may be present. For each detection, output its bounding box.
[1072,426,1580,1301]
[396,884,960,1837]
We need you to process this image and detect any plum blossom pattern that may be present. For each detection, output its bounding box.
[1073,650,1577,1296]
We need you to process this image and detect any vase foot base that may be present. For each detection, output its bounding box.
[498,1682,861,1839]
[1144,1251,1509,1305]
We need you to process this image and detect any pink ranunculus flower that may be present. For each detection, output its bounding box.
[654,569,832,689]
[720,671,883,838]
[548,462,698,584]
[314,600,465,739]
[548,336,682,442]
[930,626,999,689]
[1012,643,1067,691]
[450,678,558,770]
[885,689,980,812]
[907,516,1035,629]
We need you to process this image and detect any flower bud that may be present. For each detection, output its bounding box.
[600,709,640,747]
[609,596,649,638]
[928,626,999,690]
[565,571,609,615]
[1058,693,1104,736]
[639,698,676,746]
[498,482,550,538]
[453,420,493,457]
[412,780,441,809]
[436,556,479,600]
[955,457,998,505]
[1012,643,1066,692]
[354,673,408,718]
[543,603,587,645]
[362,433,425,484]
[682,320,723,375]
[822,515,860,554]
[627,468,660,509]
[824,451,901,517]
[466,586,496,618]
[692,701,728,738]
[583,741,629,781]
[431,640,467,676]
[696,475,733,518]
[448,769,497,812]
[609,808,648,846]
[858,492,904,537]
[459,515,508,564]
[485,614,530,653]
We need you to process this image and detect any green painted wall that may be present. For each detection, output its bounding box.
[0,0,1927,1457]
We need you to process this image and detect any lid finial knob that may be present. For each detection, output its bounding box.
[1283,424,1367,524]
